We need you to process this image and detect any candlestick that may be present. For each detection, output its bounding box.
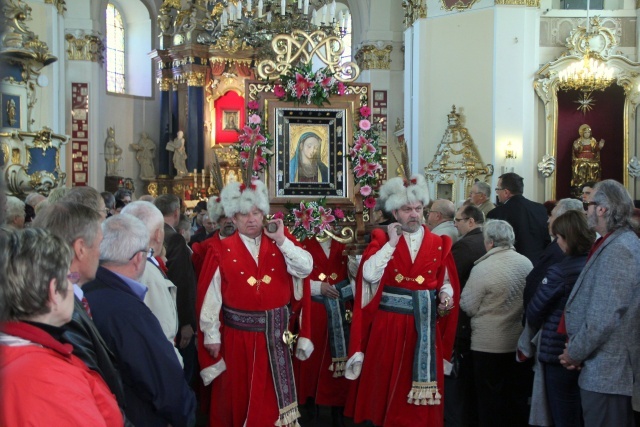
[202,169,205,188]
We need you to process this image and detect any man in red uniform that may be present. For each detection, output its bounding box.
[294,235,352,425]
[200,179,314,427]
[346,175,459,427]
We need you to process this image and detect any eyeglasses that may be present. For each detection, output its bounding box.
[67,272,80,284]
[128,247,154,261]
[583,201,598,211]
[495,187,504,192]
[454,217,470,223]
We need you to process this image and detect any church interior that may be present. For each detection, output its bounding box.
[2,0,640,206]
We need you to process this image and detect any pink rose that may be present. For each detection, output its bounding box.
[337,82,346,95]
[359,106,371,117]
[274,85,286,98]
[273,211,285,220]
[248,114,261,124]
[359,185,372,196]
[248,101,260,110]
[334,208,344,219]
[364,197,377,209]
[359,119,371,131]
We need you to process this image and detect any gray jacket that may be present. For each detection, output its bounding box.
[565,227,640,396]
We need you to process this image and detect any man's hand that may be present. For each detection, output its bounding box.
[179,324,194,349]
[559,346,581,370]
[321,282,340,299]
[264,218,286,246]
[387,222,401,247]
[204,343,221,358]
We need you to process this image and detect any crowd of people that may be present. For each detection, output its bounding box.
[1,172,639,427]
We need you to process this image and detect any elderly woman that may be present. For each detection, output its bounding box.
[0,228,123,426]
[526,210,595,427]
[460,219,533,427]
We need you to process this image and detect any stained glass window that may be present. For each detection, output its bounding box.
[106,3,125,93]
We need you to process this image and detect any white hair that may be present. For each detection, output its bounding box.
[121,201,164,236]
[221,179,269,218]
[99,214,150,264]
[380,175,430,212]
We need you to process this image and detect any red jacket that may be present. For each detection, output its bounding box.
[0,321,123,427]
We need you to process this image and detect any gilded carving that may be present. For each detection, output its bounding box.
[147,182,159,197]
[355,44,393,71]
[402,0,427,28]
[44,0,66,15]
[257,30,359,82]
[184,72,206,86]
[158,77,173,91]
[65,33,105,64]
[537,154,556,177]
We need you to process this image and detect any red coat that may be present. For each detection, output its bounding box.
[0,321,123,427]
[347,227,460,427]
[209,232,312,427]
[293,238,351,406]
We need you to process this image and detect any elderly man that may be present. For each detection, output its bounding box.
[560,180,640,426]
[154,194,197,379]
[469,181,495,218]
[189,214,217,246]
[427,198,459,243]
[4,196,25,229]
[445,204,487,427]
[121,201,181,365]
[487,172,550,263]
[32,201,127,410]
[200,179,314,427]
[346,175,459,427]
[84,214,196,427]
[62,186,108,220]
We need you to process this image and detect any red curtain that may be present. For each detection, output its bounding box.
[555,85,625,199]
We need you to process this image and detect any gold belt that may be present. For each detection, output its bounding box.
[247,275,272,286]
[395,273,425,285]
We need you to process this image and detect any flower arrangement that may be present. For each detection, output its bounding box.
[348,104,383,209]
[234,101,274,176]
[273,62,344,107]
[275,198,342,241]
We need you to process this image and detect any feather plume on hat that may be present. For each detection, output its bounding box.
[381,139,429,212]
[207,150,226,223]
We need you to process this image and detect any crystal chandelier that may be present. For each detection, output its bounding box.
[558,47,615,93]
[195,0,350,58]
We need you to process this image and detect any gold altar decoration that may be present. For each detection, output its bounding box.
[494,0,539,6]
[558,47,615,93]
[256,30,358,82]
[424,105,493,203]
[534,16,640,198]
[402,0,426,28]
[65,32,105,64]
[355,44,392,71]
[44,0,66,15]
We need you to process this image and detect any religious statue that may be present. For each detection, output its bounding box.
[130,133,156,180]
[104,127,122,177]
[6,99,16,126]
[571,124,605,189]
[166,130,188,177]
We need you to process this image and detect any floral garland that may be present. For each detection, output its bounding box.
[274,198,346,241]
[236,63,383,218]
[233,100,274,176]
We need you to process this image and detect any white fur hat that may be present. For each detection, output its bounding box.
[380,174,430,212]
[207,195,225,223]
[221,179,270,218]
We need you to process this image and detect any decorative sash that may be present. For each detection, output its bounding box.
[379,286,441,406]
[222,305,301,427]
[311,280,353,377]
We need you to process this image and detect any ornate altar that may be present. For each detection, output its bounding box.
[535,17,640,199]
[424,106,493,204]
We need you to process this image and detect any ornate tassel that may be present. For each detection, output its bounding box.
[406,382,440,406]
[276,403,301,426]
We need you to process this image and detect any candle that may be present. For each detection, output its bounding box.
[311,9,317,24]
[194,169,197,187]
[202,169,205,188]
[221,8,228,27]
[247,0,252,12]
[321,4,327,23]
[267,11,272,22]
[338,10,343,27]
[237,0,242,19]
[298,0,302,9]
[329,0,336,20]
[303,0,309,14]
[258,0,263,17]
[228,4,235,21]
[281,0,286,16]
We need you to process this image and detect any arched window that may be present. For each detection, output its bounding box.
[106,3,125,94]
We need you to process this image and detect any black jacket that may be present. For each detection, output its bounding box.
[486,194,551,264]
[451,227,487,352]
[526,254,587,364]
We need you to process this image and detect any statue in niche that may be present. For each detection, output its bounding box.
[104,127,122,177]
[166,130,188,177]
[571,124,605,189]
[6,99,16,126]
[130,132,156,180]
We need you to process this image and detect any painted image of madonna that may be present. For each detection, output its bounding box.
[289,131,328,183]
